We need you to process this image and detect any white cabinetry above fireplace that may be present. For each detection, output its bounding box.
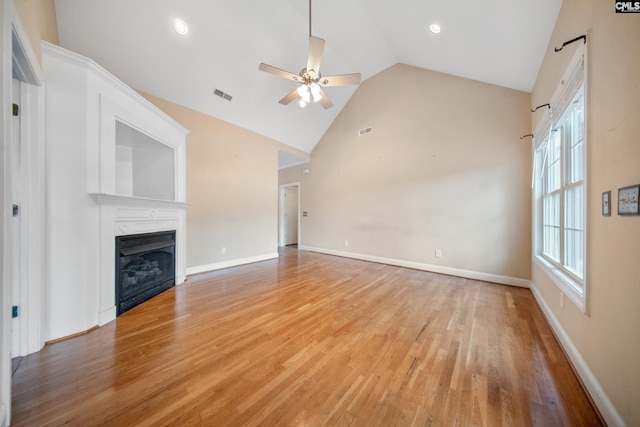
[43,42,189,341]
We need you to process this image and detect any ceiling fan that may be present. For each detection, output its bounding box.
[258,0,361,109]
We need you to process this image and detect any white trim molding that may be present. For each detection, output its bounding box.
[186,253,279,277]
[530,281,626,427]
[534,255,586,313]
[10,1,42,86]
[299,246,531,288]
[88,193,189,209]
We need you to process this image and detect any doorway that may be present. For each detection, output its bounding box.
[279,183,300,247]
[7,17,45,359]
[3,7,46,424]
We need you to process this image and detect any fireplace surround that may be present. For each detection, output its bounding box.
[43,42,188,342]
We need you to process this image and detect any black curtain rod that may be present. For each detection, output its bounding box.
[520,134,534,140]
[555,35,586,52]
[531,103,550,113]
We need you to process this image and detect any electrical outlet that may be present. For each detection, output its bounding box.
[221,247,227,254]
[435,250,442,258]
[344,240,349,247]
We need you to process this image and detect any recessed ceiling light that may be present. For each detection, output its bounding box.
[429,23,441,34]
[173,19,189,36]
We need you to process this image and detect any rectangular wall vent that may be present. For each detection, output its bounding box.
[213,88,233,102]
[359,127,372,136]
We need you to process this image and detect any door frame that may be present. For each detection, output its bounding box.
[7,0,45,358]
[278,182,301,247]
[2,1,45,423]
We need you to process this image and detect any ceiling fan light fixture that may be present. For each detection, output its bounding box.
[297,84,310,98]
[297,84,312,103]
[173,19,189,36]
[310,83,322,103]
[299,99,308,108]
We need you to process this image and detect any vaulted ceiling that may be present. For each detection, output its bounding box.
[54,0,561,162]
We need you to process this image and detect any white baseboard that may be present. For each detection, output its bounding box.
[186,253,279,276]
[98,306,117,327]
[0,403,6,427]
[299,246,530,288]
[530,282,626,427]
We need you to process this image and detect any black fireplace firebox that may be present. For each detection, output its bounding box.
[115,230,176,315]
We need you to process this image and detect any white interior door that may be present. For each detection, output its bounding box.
[284,187,298,245]
[279,184,300,246]
[10,78,21,358]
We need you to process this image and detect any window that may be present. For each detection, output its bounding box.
[533,44,587,311]
[541,88,584,276]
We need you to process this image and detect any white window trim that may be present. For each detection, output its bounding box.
[532,43,589,314]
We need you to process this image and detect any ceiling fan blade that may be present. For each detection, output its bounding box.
[259,63,303,82]
[318,88,333,109]
[320,73,361,87]
[279,88,300,105]
[306,36,325,74]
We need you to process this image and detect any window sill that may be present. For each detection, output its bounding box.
[534,255,587,314]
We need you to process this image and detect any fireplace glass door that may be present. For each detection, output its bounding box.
[116,231,176,315]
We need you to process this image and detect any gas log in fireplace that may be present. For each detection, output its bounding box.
[115,230,176,315]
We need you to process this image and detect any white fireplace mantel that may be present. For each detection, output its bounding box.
[43,42,189,340]
[88,193,189,209]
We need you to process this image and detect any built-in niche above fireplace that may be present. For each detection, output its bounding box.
[116,231,176,315]
[115,121,176,201]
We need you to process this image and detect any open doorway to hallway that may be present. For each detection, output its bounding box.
[278,183,300,247]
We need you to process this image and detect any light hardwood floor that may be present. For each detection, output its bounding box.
[11,247,602,426]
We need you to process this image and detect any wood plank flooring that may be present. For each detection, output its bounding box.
[11,247,602,426]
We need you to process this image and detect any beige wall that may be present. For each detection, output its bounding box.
[278,163,307,186]
[282,64,532,281]
[12,0,58,64]
[530,1,640,425]
[139,92,291,269]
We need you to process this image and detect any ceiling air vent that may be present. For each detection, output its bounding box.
[358,127,372,136]
[213,88,233,102]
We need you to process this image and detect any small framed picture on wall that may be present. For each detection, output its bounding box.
[618,184,640,216]
[602,191,611,216]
